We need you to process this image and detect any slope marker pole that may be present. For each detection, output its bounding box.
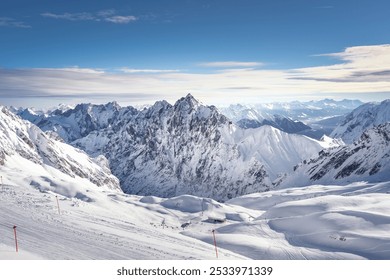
[212,229,218,258]
[56,195,61,215]
[13,225,18,253]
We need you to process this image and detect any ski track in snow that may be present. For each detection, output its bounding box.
[2,179,389,259]
[0,183,246,260]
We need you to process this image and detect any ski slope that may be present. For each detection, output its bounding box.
[0,178,245,260]
[2,166,390,259]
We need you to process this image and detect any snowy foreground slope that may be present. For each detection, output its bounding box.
[2,176,390,259]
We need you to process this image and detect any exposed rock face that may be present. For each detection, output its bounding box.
[331,99,390,144]
[279,123,390,188]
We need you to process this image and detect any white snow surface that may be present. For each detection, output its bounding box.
[2,170,390,259]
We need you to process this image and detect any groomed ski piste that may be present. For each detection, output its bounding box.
[1,154,390,260]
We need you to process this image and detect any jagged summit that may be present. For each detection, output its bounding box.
[144,100,172,117]
[174,93,201,111]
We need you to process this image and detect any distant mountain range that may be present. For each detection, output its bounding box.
[219,99,364,139]
[220,98,364,122]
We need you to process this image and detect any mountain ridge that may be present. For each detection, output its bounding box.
[15,94,334,201]
[330,99,390,143]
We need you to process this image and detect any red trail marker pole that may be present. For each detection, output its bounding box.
[13,225,18,253]
[212,229,218,259]
[56,195,61,215]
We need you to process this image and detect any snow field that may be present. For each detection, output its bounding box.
[2,157,390,259]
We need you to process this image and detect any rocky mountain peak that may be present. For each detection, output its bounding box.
[174,93,201,112]
[144,100,172,118]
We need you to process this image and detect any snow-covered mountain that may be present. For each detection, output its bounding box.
[0,106,120,194]
[229,125,338,179]
[19,102,122,142]
[279,123,390,188]
[17,94,334,201]
[331,99,390,144]
[74,95,275,201]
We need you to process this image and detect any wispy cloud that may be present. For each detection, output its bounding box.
[104,15,137,24]
[290,44,390,82]
[0,17,31,28]
[1,45,389,107]
[39,66,106,74]
[199,61,264,68]
[119,68,180,74]
[97,9,116,17]
[41,12,95,21]
[41,9,137,24]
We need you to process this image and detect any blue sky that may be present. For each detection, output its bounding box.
[0,0,389,107]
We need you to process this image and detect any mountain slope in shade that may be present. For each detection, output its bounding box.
[278,123,390,188]
[331,99,390,143]
[0,106,120,194]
